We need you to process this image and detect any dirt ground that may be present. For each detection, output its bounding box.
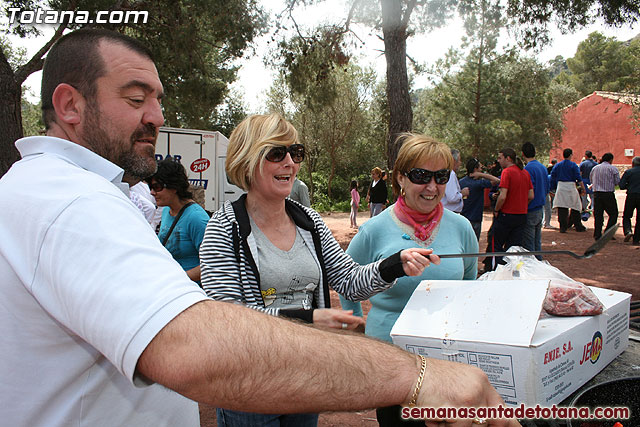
[199,190,639,426]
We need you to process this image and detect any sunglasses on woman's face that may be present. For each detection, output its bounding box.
[149,182,166,192]
[265,144,305,163]
[404,168,451,185]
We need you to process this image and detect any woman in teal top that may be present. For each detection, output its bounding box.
[345,134,478,426]
[150,157,209,283]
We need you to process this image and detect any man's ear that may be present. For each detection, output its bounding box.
[51,83,85,126]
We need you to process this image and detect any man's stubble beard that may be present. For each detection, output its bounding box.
[82,102,158,180]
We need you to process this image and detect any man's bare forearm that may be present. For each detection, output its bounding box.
[137,300,418,413]
[495,192,507,213]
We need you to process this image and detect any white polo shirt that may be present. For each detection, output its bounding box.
[442,170,464,213]
[0,136,209,426]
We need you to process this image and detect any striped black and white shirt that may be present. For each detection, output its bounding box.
[199,195,403,322]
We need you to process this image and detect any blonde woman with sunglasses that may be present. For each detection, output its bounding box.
[199,114,438,427]
[345,133,480,426]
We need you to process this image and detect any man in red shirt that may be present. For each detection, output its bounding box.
[484,147,534,271]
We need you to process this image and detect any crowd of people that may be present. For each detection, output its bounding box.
[349,145,639,270]
[1,28,520,427]
[3,26,639,427]
[345,145,639,275]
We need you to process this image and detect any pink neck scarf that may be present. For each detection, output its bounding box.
[394,195,444,241]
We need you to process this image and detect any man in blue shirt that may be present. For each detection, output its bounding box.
[580,150,597,210]
[460,158,501,240]
[522,142,550,258]
[551,148,586,233]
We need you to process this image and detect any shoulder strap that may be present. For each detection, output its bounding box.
[162,202,195,246]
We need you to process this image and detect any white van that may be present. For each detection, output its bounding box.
[155,127,243,212]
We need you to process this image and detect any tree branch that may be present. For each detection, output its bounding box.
[15,23,68,84]
[400,0,417,29]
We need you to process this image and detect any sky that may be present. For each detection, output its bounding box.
[4,0,639,112]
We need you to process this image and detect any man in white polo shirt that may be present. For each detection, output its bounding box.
[0,29,515,427]
[442,149,469,213]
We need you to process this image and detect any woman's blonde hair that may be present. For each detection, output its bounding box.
[226,113,299,191]
[391,133,454,197]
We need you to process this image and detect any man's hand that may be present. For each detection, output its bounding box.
[461,187,470,198]
[418,359,521,426]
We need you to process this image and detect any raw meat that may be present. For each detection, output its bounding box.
[543,280,604,316]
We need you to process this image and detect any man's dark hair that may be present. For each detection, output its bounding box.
[521,142,536,158]
[500,148,516,162]
[585,150,593,158]
[633,156,640,167]
[563,148,573,159]
[41,28,154,129]
[150,157,193,200]
[500,147,524,170]
[466,158,480,176]
[601,152,614,163]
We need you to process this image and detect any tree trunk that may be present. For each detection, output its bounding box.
[0,57,23,178]
[381,0,413,170]
[473,46,483,158]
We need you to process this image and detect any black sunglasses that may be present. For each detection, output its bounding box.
[265,144,305,163]
[149,182,166,192]
[404,168,451,185]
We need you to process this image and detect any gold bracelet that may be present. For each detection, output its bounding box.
[408,355,427,407]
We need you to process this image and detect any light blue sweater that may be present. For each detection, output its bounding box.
[345,206,478,342]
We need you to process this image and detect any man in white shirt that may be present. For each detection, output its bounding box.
[130,180,163,229]
[0,29,514,427]
[442,149,469,213]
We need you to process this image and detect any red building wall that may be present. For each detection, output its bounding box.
[550,93,639,166]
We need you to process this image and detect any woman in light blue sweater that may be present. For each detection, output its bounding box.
[345,134,479,426]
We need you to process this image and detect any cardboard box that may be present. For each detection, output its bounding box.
[390,280,630,406]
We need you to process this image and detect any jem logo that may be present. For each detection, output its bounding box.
[579,331,603,365]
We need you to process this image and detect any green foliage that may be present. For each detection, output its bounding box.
[270,26,351,110]
[547,55,568,79]
[0,35,27,69]
[421,52,561,160]
[353,0,458,33]
[208,93,247,137]
[117,0,267,130]
[549,32,640,133]
[267,28,386,207]
[548,80,582,111]
[282,0,640,172]
[416,0,561,163]
[2,0,266,128]
[559,32,640,96]
[22,96,43,136]
[506,0,640,49]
